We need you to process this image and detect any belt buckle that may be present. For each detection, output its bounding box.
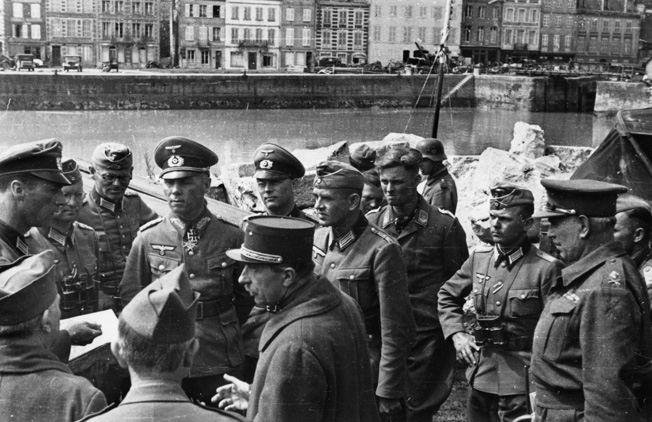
[196,302,204,320]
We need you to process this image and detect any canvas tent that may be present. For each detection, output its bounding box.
[572,107,652,201]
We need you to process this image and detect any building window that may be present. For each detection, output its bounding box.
[13,24,22,38]
[418,27,426,41]
[187,49,195,62]
[102,21,110,37]
[464,26,471,42]
[433,6,442,19]
[603,20,609,31]
[566,16,573,28]
[185,26,194,41]
[577,35,585,51]
[199,26,208,40]
[243,28,250,40]
[31,4,41,19]
[231,27,238,42]
[83,20,91,37]
[132,23,141,37]
[492,7,498,19]
[115,1,123,13]
[611,38,619,53]
[478,26,485,42]
[504,28,513,44]
[402,26,412,43]
[600,37,608,53]
[624,39,631,53]
[286,27,294,46]
[302,28,310,46]
[255,7,263,21]
[490,26,497,43]
[339,10,347,26]
[231,6,239,19]
[337,30,347,47]
[132,2,141,14]
[323,30,331,46]
[268,29,275,45]
[13,3,23,18]
[243,7,250,20]
[564,34,571,48]
[405,6,412,18]
[541,33,548,48]
[625,21,632,33]
[530,10,538,23]
[263,54,272,67]
[589,36,597,52]
[212,27,221,42]
[590,20,597,31]
[354,31,362,47]
[505,8,514,22]
[145,23,153,37]
[465,5,472,17]
[200,5,207,17]
[323,10,331,25]
[479,6,486,18]
[518,9,526,22]
[542,15,550,27]
[420,6,427,18]
[231,51,244,67]
[373,25,381,41]
[517,29,525,44]
[287,8,294,21]
[31,25,41,39]
[555,15,561,27]
[528,30,536,45]
[102,0,110,12]
[269,8,276,21]
[388,26,396,42]
[375,5,382,17]
[614,20,621,32]
[201,50,209,64]
[390,6,397,17]
[145,2,153,14]
[354,10,362,26]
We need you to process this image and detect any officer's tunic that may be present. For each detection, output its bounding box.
[439,244,561,396]
[632,247,652,306]
[532,242,652,422]
[27,223,100,319]
[78,188,157,298]
[0,336,107,422]
[367,196,468,422]
[250,274,380,422]
[420,168,458,214]
[120,207,250,378]
[78,381,245,422]
[0,218,29,263]
[313,213,416,399]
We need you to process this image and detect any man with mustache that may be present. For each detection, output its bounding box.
[120,136,252,405]
[438,185,562,422]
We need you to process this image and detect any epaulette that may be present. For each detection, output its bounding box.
[536,249,557,263]
[193,401,247,421]
[75,222,95,231]
[75,402,118,421]
[437,207,455,218]
[138,216,164,232]
[124,189,138,197]
[602,257,626,289]
[369,226,395,245]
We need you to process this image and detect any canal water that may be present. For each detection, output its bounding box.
[1,107,613,177]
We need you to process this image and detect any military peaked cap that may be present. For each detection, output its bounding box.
[616,193,652,215]
[253,143,305,180]
[154,136,218,180]
[534,179,628,218]
[0,139,70,185]
[61,158,82,185]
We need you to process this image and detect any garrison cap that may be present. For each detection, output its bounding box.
[61,158,82,185]
[314,160,365,191]
[0,139,70,185]
[349,144,377,172]
[534,179,628,218]
[416,138,447,162]
[91,143,133,170]
[0,251,57,325]
[154,136,218,180]
[121,265,200,343]
[253,143,305,180]
[227,216,315,266]
[616,194,652,216]
[490,184,534,210]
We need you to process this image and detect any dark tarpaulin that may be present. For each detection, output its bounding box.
[572,107,652,201]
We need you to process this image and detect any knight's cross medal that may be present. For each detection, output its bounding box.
[184,229,199,253]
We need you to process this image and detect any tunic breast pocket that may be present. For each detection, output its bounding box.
[508,289,542,317]
[148,254,180,279]
[335,267,373,305]
[539,298,576,361]
[208,254,236,294]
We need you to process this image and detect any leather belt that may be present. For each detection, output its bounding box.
[196,296,233,320]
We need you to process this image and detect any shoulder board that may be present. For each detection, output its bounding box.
[75,222,95,231]
[365,207,381,216]
[194,401,247,421]
[437,207,455,218]
[369,226,395,244]
[536,249,557,263]
[602,257,626,289]
[124,189,138,197]
[138,216,164,232]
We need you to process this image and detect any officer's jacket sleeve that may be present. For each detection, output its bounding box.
[438,252,475,340]
[119,234,152,306]
[374,241,416,399]
[442,217,469,282]
[581,273,643,421]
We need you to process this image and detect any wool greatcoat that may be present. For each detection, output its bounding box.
[438,244,561,396]
[119,206,252,378]
[532,242,652,422]
[0,336,107,422]
[249,273,380,422]
[419,168,458,214]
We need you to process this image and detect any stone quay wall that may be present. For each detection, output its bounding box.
[594,81,652,113]
[0,73,596,112]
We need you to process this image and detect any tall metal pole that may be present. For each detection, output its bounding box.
[431,0,452,138]
[170,0,176,66]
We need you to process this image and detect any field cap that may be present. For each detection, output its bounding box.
[416,138,447,162]
[490,184,534,210]
[0,251,57,325]
[154,136,218,180]
[227,216,315,266]
[349,144,376,172]
[253,143,305,180]
[534,179,628,218]
[314,160,365,191]
[121,265,200,343]
[91,142,133,170]
[616,193,652,216]
[61,158,82,184]
[0,139,70,185]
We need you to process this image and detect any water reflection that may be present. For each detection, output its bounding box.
[0,108,613,177]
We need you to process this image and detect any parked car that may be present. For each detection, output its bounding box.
[63,55,83,72]
[15,54,35,71]
[0,54,14,71]
[33,58,44,67]
[101,60,119,72]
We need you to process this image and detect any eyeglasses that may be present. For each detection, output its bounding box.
[99,173,131,184]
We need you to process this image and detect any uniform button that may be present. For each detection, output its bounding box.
[330,263,336,269]
[188,251,194,256]
[473,289,478,293]
[158,264,165,270]
[349,275,355,280]
[495,301,501,306]
[120,225,124,228]
[122,235,126,238]
[189,273,195,279]
[222,262,227,267]
[122,245,127,249]
[501,262,507,267]
[117,216,121,219]
[520,294,526,299]
[54,259,59,264]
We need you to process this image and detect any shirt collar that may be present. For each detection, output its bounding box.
[0,219,29,255]
[558,242,627,288]
[494,243,529,270]
[427,167,449,184]
[92,189,122,213]
[329,212,368,251]
[170,204,211,235]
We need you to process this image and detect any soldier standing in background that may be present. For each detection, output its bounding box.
[120,136,252,405]
[79,142,158,312]
[360,169,385,213]
[367,145,468,422]
[438,185,562,422]
[613,193,652,303]
[416,138,458,214]
[312,161,415,421]
[532,179,652,422]
[350,144,377,172]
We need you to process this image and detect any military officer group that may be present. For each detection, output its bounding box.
[0,134,650,422]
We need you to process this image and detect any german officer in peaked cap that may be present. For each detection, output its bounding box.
[79,142,158,313]
[213,216,380,422]
[80,265,245,422]
[312,160,415,421]
[416,138,458,214]
[531,179,652,422]
[120,136,252,406]
[439,184,562,422]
